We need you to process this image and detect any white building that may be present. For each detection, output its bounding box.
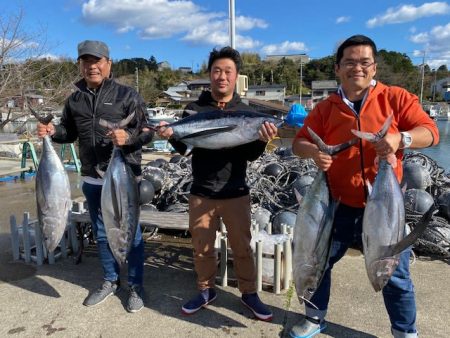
[245,84,286,103]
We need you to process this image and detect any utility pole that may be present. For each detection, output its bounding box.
[135,66,139,93]
[419,51,425,104]
[229,0,235,48]
[433,69,437,102]
[299,61,303,104]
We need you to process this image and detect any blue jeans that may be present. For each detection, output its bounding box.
[306,204,417,334]
[82,182,144,286]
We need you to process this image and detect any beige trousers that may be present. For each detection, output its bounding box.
[188,194,256,294]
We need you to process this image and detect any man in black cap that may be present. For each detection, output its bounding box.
[37,40,153,313]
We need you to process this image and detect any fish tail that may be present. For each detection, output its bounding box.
[307,127,358,156]
[388,204,436,256]
[28,105,54,124]
[351,113,394,143]
[100,112,137,130]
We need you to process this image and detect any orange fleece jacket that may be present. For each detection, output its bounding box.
[294,81,439,208]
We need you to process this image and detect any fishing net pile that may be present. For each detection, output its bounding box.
[140,147,317,230]
[402,151,450,258]
[140,149,450,259]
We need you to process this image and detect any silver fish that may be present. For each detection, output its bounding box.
[99,113,140,265]
[351,115,435,291]
[292,128,358,305]
[33,111,72,253]
[162,110,283,155]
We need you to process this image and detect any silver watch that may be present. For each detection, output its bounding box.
[400,131,412,149]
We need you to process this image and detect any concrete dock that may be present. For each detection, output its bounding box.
[0,236,449,338]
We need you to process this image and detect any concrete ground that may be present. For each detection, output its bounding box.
[0,234,449,338]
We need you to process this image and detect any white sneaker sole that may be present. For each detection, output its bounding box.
[240,299,273,321]
[181,294,217,315]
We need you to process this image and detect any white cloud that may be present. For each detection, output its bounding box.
[235,16,268,31]
[181,17,262,49]
[410,23,450,67]
[81,0,266,49]
[410,23,450,50]
[410,32,429,44]
[261,41,308,56]
[36,53,63,61]
[367,2,450,28]
[413,49,424,58]
[336,16,350,24]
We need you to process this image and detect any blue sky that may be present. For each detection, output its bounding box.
[4,0,450,71]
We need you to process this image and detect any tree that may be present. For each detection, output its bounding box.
[303,56,336,86]
[0,8,79,132]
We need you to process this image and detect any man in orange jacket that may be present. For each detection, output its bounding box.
[290,35,439,338]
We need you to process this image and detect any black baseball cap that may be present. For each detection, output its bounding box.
[77,40,110,59]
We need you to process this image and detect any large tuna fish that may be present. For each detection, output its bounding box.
[32,110,72,253]
[157,110,284,155]
[292,128,358,306]
[351,115,435,291]
[99,113,140,266]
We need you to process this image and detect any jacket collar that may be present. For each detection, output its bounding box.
[74,77,114,93]
[198,90,242,108]
[329,80,387,104]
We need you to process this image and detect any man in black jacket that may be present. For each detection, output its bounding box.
[158,46,277,321]
[37,40,153,313]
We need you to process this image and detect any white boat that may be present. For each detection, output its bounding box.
[146,107,181,122]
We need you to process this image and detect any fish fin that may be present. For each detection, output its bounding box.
[183,145,194,156]
[184,109,198,116]
[299,296,319,310]
[179,125,237,140]
[366,179,373,195]
[401,182,408,194]
[388,204,436,256]
[307,127,358,156]
[95,166,105,178]
[293,188,303,204]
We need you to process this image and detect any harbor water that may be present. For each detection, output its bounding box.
[416,120,450,171]
[0,121,449,254]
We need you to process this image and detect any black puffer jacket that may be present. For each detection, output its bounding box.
[52,78,153,178]
[170,91,267,199]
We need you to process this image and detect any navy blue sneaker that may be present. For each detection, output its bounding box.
[181,288,217,315]
[289,317,327,338]
[241,293,273,321]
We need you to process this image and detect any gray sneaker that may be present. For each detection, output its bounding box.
[289,316,327,338]
[126,285,144,313]
[83,280,120,307]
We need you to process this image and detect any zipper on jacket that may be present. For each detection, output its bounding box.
[356,116,369,200]
[91,84,104,148]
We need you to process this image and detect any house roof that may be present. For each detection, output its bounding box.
[188,79,210,85]
[248,84,285,90]
[247,98,289,113]
[265,54,310,63]
[311,80,338,90]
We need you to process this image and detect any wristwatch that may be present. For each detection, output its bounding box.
[400,131,413,149]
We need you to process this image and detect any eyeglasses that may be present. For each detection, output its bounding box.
[340,60,375,69]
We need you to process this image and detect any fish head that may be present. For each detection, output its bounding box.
[107,228,129,265]
[294,265,319,301]
[368,257,400,291]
